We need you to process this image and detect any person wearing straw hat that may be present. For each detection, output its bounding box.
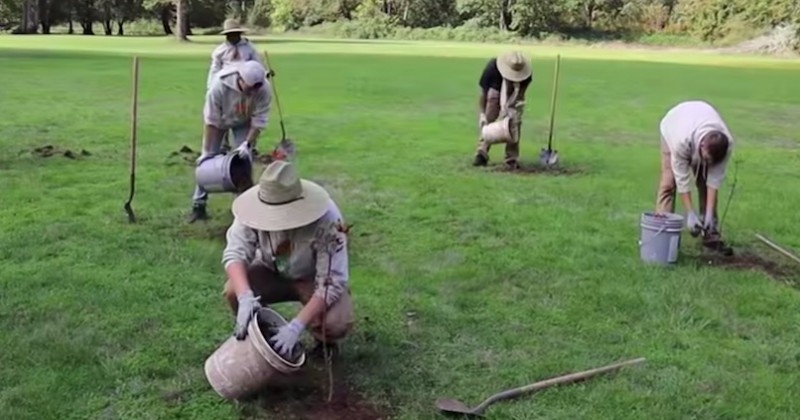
[221,160,355,358]
[656,100,734,254]
[473,51,532,169]
[207,18,271,89]
[189,60,272,222]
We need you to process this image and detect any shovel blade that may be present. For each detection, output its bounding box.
[539,149,559,166]
[435,398,484,417]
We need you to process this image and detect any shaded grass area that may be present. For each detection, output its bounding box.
[1,39,800,419]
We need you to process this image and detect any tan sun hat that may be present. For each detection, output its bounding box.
[232,161,330,231]
[220,18,248,35]
[497,51,532,82]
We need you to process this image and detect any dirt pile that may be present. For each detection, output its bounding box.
[490,162,583,176]
[693,250,795,281]
[27,145,91,159]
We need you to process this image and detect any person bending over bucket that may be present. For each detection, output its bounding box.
[473,51,532,169]
[189,60,272,223]
[220,160,355,358]
[206,19,274,153]
[656,100,734,254]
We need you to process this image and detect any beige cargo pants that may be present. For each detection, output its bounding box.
[656,137,718,222]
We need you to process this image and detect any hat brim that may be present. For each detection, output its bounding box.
[232,180,331,231]
[497,58,532,82]
[221,28,247,34]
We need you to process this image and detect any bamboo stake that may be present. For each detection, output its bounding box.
[755,233,800,265]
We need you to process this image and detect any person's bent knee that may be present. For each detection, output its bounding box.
[311,320,353,343]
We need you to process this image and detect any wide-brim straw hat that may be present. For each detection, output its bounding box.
[497,51,532,82]
[232,161,330,231]
[221,18,248,34]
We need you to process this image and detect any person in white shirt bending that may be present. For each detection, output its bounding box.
[657,100,734,254]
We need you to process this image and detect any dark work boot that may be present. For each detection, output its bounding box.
[702,230,733,256]
[187,204,209,223]
[472,153,488,167]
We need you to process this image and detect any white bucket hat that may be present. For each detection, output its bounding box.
[497,51,532,82]
[220,18,248,35]
[237,60,266,86]
[232,161,331,231]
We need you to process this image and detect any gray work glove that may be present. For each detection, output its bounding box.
[234,141,253,161]
[233,289,262,340]
[702,210,716,232]
[686,211,702,237]
[269,318,305,357]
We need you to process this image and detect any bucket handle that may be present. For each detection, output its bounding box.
[637,225,666,248]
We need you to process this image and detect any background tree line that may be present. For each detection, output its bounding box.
[2,0,799,50]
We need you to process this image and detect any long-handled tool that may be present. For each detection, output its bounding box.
[755,233,800,265]
[539,54,561,166]
[262,50,295,162]
[436,357,645,417]
[123,56,140,223]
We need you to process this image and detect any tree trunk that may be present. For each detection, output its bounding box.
[117,21,124,36]
[81,21,94,34]
[21,0,39,33]
[176,0,188,41]
[38,0,50,34]
[160,6,173,35]
[67,0,74,33]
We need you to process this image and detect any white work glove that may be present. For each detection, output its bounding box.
[269,318,305,357]
[234,141,252,161]
[233,289,262,340]
[686,211,702,237]
[479,113,488,129]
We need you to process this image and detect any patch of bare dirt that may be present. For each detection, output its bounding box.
[692,248,795,281]
[243,360,388,420]
[488,162,584,176]
[24,145,91,159]
[166,145,200,166]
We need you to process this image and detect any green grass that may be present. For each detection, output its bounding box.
[1,35,800,419]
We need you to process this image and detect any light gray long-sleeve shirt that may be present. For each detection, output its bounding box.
[222,199,349,306]
[660,100,734,194]
[203,66,271,131]
[206,39,263,89]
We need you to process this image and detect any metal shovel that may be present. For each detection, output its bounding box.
[262,50,296,163]
[435,357,645,417]
[539,54,561,166]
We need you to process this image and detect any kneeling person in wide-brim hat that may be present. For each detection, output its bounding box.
[221,160,354,358]
[474,50,532,169]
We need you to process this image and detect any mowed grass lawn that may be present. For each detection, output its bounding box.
[1,36,800,419]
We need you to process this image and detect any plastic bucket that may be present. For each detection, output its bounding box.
[195,153,253,194]
[638,212,684,265]
[204,308,306,400]
[481,117,512,143]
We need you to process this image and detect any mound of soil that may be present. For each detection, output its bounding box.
[489,162,583,176]
[254,360,387,420]
[28,145,91,159]
[692,250,793,280]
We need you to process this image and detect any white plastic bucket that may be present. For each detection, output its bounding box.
[638,212,684,265]
[195,153,253,194]
[204,308,306,400]
[481,117,512,143]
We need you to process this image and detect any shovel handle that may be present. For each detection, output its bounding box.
[477,357,645,411]
[546,54,561,151]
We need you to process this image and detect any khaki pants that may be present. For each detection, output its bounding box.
[223,263,355,343]
[476,88,521,165]
[656,138,718,222]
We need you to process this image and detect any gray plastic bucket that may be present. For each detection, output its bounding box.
[195,153,253,194]
[639,212,684,265]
